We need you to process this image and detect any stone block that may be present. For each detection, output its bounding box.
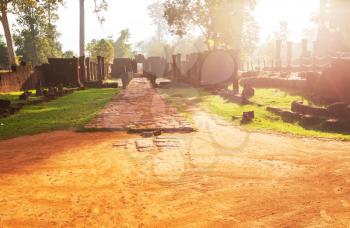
[300,115,323,126]
[0,99,11,109]
[327,102,349,118]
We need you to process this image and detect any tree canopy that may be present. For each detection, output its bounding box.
[87,38,114,63]
[0,0,64,65]
[14,0,62,66]
[114,29,133,58]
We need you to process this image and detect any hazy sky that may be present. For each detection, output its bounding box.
[3,0,320,53]
[56,0,155,54]
[254,0,320,42]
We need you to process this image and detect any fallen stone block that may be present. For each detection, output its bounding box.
[266,106,284,115]
[19,91,31,100]
[327,102,349,119]
[322,119,350,132]
[0,108,10,118]
[307,106,329,117]
[0,99,11,109]
[300,115,324,127]
[281,111,301,123]
[291,101,309,114]
[241,111,255,124]
[241,86,255,99]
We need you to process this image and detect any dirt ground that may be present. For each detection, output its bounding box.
[1,111,350,227]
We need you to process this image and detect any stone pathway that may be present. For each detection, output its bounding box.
[113,136,183,153]
[85,78,193,132]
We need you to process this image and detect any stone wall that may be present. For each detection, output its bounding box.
[41,58,81,87]
[111,58,136,78]
[144,57,168,77]
[112,56,169,78]
[41,57,109,87]
[240,77,307,90]
[173,50,239,88]
[312,58,350,103]
[0,66,38,93]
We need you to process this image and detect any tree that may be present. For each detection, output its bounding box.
[62,50,76,58]
[0,34,8,67]
[14,0,62,66]
[0,0,63,66]
[80,0,85,57]
[148,0,168,41]
[79,0,108,57]
[86,38,114,63]
[241,13,259,60]
[114,29,133,58]
[163,0,256,50]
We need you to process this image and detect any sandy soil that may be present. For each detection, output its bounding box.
[0,111,350,227]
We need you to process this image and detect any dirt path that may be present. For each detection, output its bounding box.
[1,108,350,227]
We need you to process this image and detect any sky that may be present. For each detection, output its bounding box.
[3,0,321,53]
[56,0,155,54]
[253,0,320,42]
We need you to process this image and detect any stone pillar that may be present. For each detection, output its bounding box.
[91,62,95,81]
[79,56,86,84]
[94,63,98,81]
[172,55,177,80]
[72,57,82,86]
[275,40,282,70]
[90,62,94,81]
[196,53,204,87]
[85,58,91,82]
[301,39,308,58]
[101,57,105,81]
[176,54,181,73]
[287,42,293,68]
[97,56,102,81]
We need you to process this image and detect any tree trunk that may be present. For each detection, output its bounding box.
[79,0,85,57]
[0,9,17,66]
[30,20,38,67]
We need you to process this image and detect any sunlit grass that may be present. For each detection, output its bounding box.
[0,88,118,140]
[0,90,39,104]
[160,86,350,141]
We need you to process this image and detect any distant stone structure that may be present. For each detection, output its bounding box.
[111,58,136,78]
[40,56,109,87]
[172,50,239,89]
[0,56,110,93]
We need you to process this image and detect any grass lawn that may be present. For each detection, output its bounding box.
[0,90,42,104]
[160,86,350,141]
[0,88,118,140]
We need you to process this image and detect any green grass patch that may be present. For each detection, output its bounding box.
[0,88,118,140]
[0,90,41,104]
[160,86,350,141]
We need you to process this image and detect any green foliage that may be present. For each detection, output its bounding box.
[62,50,76,58]
[13,1,63,66]
[147,0,168,41]
[92,0,108,23]
[0,0,64,65]
[0,88,117,140]
[114,29,133,58]
[0,35,9,68]
[160,86,350,140]
[87,38,114,63]
[241,14,260,60]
